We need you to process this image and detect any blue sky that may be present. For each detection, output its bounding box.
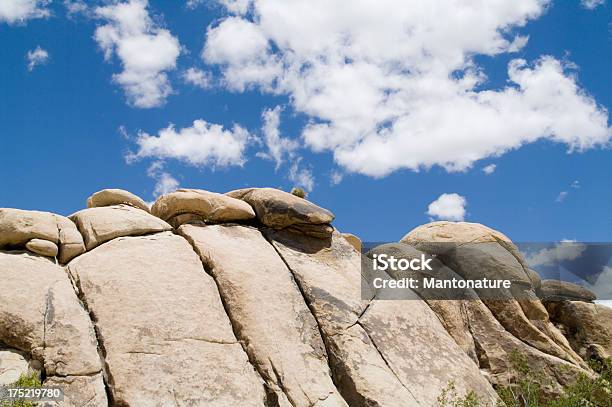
[0,0,610,242]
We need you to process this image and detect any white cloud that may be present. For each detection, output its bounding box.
[129,119,250,168]
[188,0,250,14]
[256,106,298,168]
[288,159,315,192]
[525,241,587,267]
[571,180,580,189]
[556,191,568,202]
[427,193,467,221]
[26,46,49,71]
[147,161,179,197]
[482,164,497,175]
[330,170,343,185]
[64,0,89,18]
[181,67,211,89]
[581,0,605,10]
[203,0,611,178]
[0,0,50,24]
[94,0,181,108]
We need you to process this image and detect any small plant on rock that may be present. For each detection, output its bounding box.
[1,370,41,407]
[290,187,306,198]
[438,380,481,407]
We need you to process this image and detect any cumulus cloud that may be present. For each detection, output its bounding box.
[581,0,605,9]
[482,164,497,175]
[203,0,611,178]
[288,159,315,192]
[0,0,50,24]
[94,0,181,108]
[427,193,467,221]
[26,46,49,71]
[181,67,211,89]
[256,106,298,168]
[147,161,179,197]
[129,119,250,168]
[525,241,587,267]
[64,0,90,18]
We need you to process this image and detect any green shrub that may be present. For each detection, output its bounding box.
[437,380,481,407]
[290,187,306,198]
[1,370,41,407]
[437,354,611,406]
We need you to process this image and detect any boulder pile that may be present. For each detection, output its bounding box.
[0,189,609,406]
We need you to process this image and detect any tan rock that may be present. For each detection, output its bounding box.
[86,188,150,212]
[268,230,499,406]
[46,374,108,407]
[0,348,30,385]
[0,209,58,248]
[402,222,585,368]
[341,233,362,252]
[70,205,172,251]
[227,188,334,237]
[546,300,612,360]
[179,224,347,407]
[55,215,86,264]
[539,280,597,302]
[152,188,255,225]
[67,232,266,406]
[25,238,58,257]
[0,251,107,405]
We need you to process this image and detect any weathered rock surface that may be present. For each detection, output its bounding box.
[228,188,334,238]
[402,221,586,369]
[0,348,30,385]
[0,251,107,406]
[152,188,256,225]
[0,208,58,248]
[545,300,612,360]
[180,224,347,407]
[70,205,171,251]
[268,230,499,406]
[67,232,266,406]
[25,238,58,257]
[55,215,86,263]
[341,232,362,252]
[2,188,611,405]
[539,280,597,302]
[87,188,150,212]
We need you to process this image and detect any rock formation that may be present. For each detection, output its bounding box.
[0,188,609,406]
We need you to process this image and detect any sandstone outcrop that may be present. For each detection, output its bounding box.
[0,251,108,406]
[401,221,586,370]
[67,232,265,406]
[1,188,609,406]
[545,300,612,360]
[539,280,597,302]
[228,187,334,238]
[180,224,346,406]
[268,230,499,406]
[341,232,362,252]
[25,238,58,257]
[70,205,171,250]
[152,188,256,225]
[87,189,150,212]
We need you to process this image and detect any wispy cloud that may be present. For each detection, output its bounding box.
[26,46,49,71]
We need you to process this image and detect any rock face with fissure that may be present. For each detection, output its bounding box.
[0,251,107,406]
[179,224,347,407]
[67,232,267,406]
[2,188,610,406]
[267,229,499,406]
